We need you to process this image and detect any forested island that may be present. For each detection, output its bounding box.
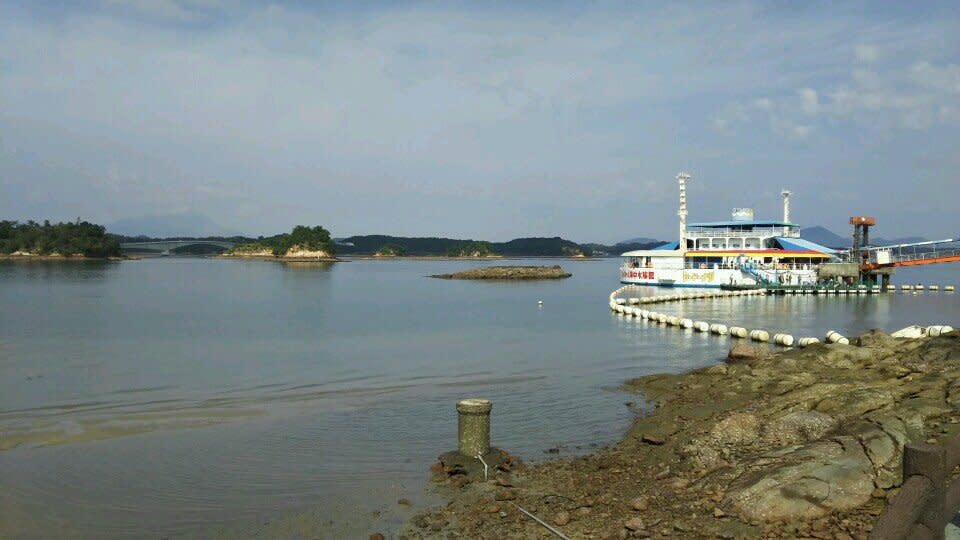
[223,225,336,259]
[0,220,122,258]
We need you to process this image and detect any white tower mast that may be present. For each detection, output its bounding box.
[677,172,691,252]
[781,189,792,236]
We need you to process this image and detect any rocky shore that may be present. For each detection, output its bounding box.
[401,329,960,539]
[430,265,572,280]
[220,247,339,262]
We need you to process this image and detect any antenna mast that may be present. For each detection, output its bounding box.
[677,172,691,252]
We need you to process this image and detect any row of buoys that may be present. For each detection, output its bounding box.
[899,284,956,292]
[610,289,841,349]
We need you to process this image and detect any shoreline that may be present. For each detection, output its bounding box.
[0,254,126,261]
[342,254,594,261]
[401,329,960,539]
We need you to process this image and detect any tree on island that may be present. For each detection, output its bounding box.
[376,244,407,256]
[445,241,494,257]
[0,220,122,257]
[228,225,335,257]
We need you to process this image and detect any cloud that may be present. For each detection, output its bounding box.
[798,88,819,115]
[1,1,959,239]
[855,45,879,64]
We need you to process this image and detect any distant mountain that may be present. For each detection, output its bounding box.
[801,225,927,248]
[616,237,660,246]
[337,235,588,256]
[108,212,238,238]
[800,226,849,248]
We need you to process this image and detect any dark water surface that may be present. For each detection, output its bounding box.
[1,258,958,538]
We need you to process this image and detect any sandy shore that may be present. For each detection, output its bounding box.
[400,329,960,539]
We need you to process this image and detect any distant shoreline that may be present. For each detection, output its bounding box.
[341,255,596,261]
[0,254,126,261]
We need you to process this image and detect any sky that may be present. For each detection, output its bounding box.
[1,0,959,243]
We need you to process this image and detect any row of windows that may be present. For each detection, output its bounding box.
[686,238,766,249]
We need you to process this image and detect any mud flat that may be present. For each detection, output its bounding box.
[430,265,572,280]
[402,328,960,539]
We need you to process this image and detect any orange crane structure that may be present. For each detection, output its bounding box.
[843,216,959,285]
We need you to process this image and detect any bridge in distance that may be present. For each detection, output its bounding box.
[119,240,236,255]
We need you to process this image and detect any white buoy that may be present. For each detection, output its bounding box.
[929,285,939,292]
[538,300,543,306]
[798,337,820,347]
[657,313,668,324]
[901,284,912,291]
[750,329,770,342]
[667,316,681,326]
[629,297,640,305]
[680,318,693,329]
[915,284,924,291]
[826,330,849,345]
[945,285,955,292]
[729,326,748,338]
[928,325,955,337]
[709,323,728,335]
[693,321,709,332]
[615,298,626,305]
[774,333,795,347]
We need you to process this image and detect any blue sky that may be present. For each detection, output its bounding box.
[1,1,958,242]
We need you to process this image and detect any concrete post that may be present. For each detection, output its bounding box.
[457,399,492,457]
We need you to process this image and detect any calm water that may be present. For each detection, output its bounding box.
[1,257,958,538]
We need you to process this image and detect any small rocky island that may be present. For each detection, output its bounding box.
[430,265,572,280]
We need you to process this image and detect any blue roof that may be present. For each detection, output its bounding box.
[652,241,679,250]
[774,237,838,255]
[689,220,797,228]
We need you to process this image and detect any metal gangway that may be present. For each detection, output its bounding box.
[855,237,960,270]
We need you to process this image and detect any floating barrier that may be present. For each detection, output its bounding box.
[946,285,955,292]
[901,284,913,291]
[749,329,770,342]
[729,326,748,338]
[693,321,710,332]
[615,298,626,305]
[774,333,795,347]
[915,284,924,291]
[667,316,681,327]
[709,323,728,335]
[679,318,693,329]
[928,325,955,337]
[929,285,939,292]
[797,337,820,347]
[656,313,668,324]
[885,284,896,291]
[640,310,649,319]
[826,330,849,345]
[629,297,640,305]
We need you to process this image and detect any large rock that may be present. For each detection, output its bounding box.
[711,412,761,446]
[726,344,767,365]
[761,410,836,447]
[725,437,875,521]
